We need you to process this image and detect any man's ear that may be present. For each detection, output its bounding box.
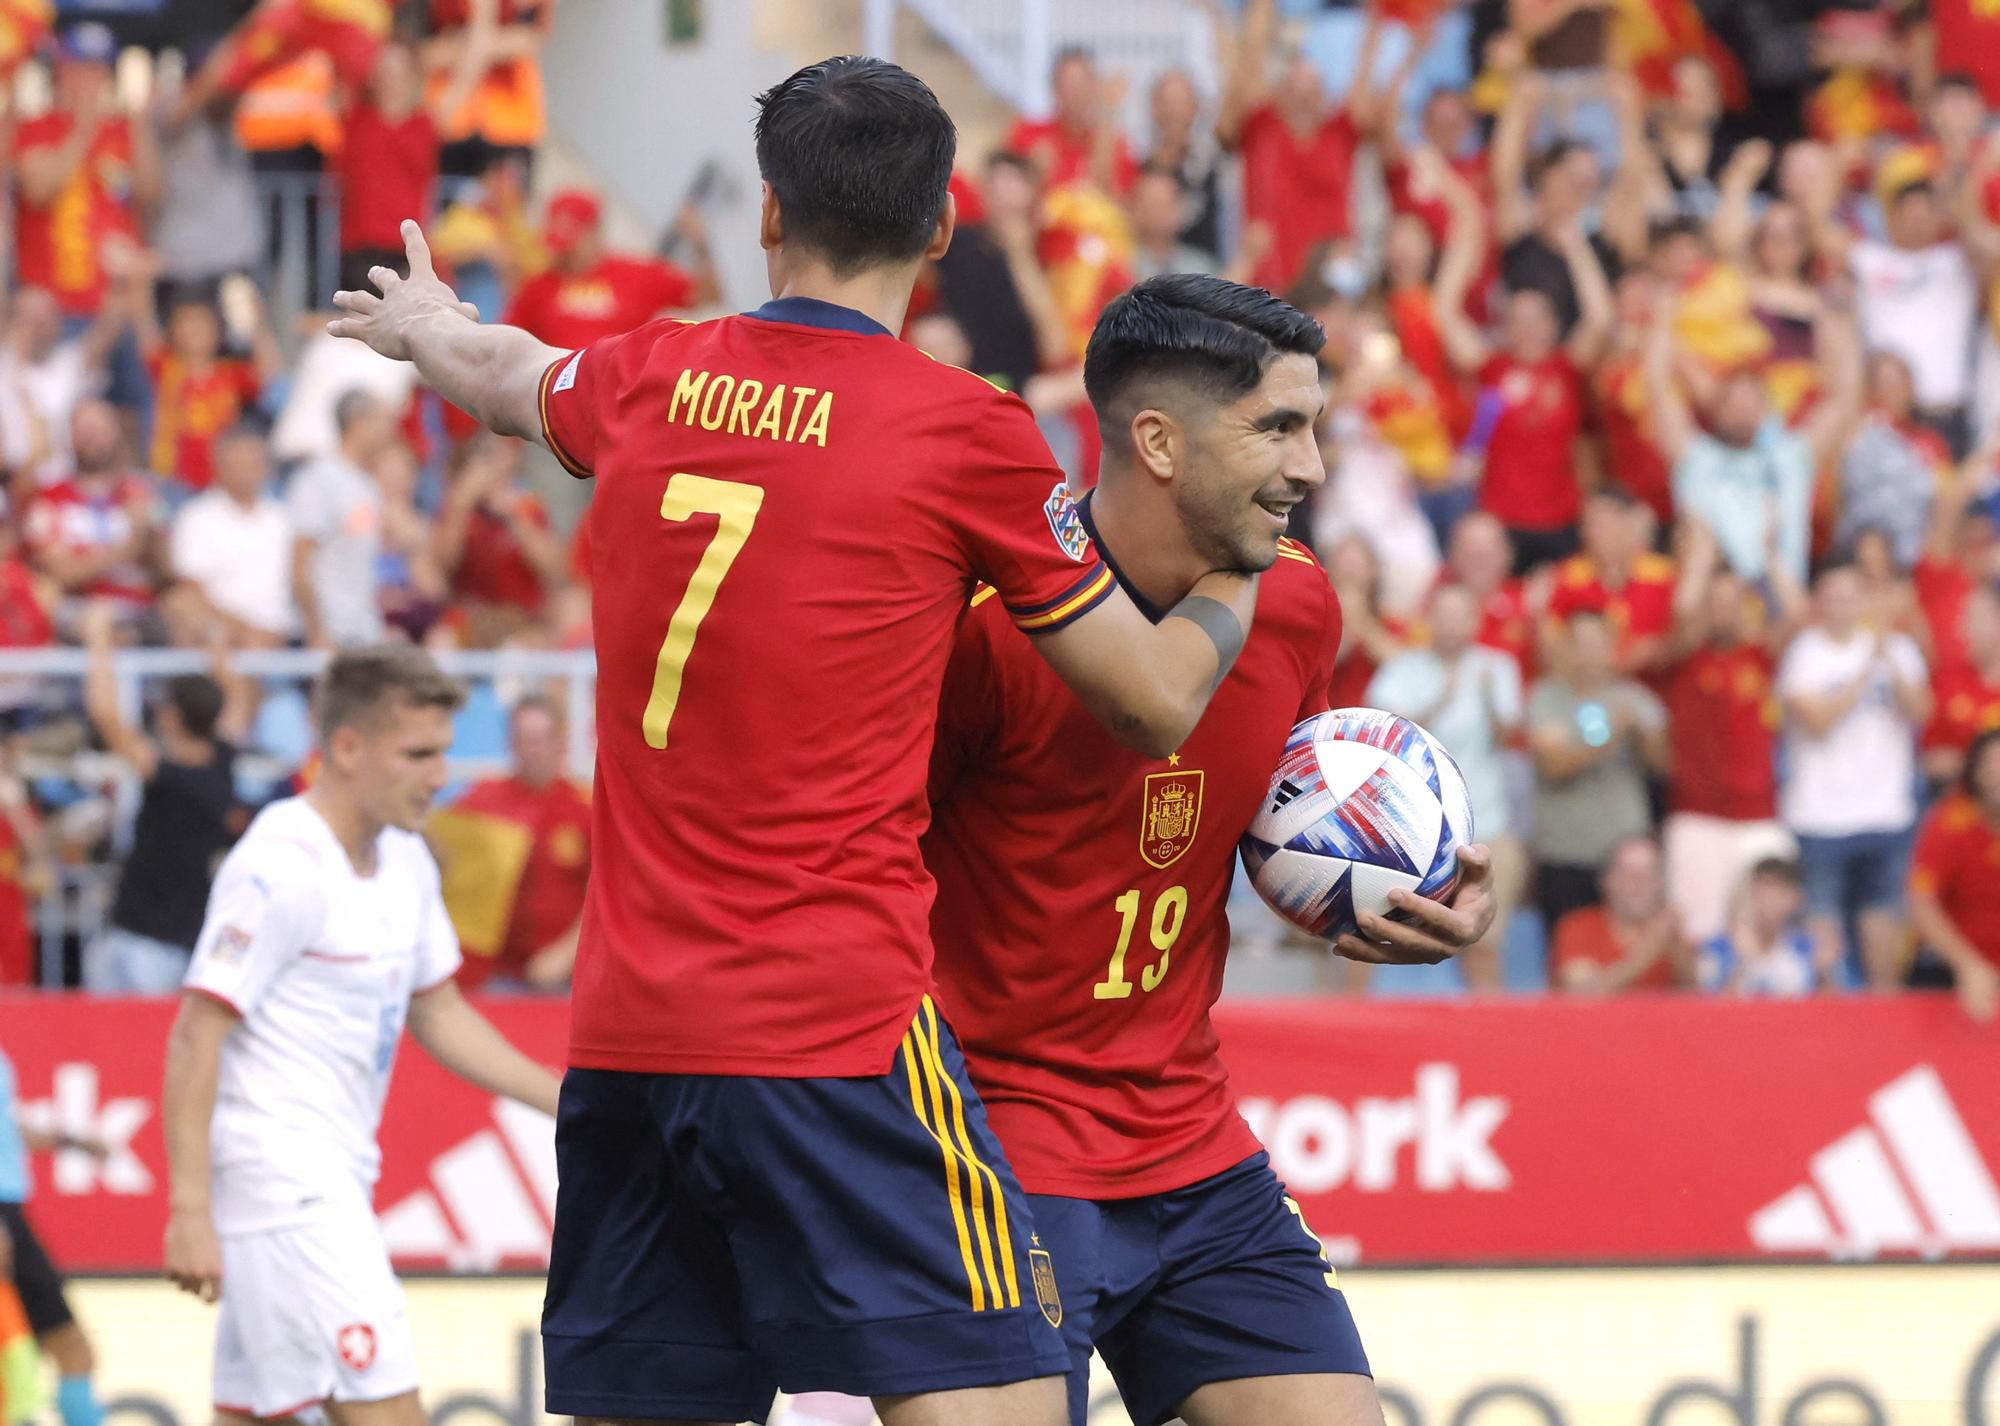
[1129,406,1181,483]
[924,191,957,262]
[759,182,783,252]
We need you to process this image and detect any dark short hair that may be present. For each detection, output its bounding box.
[1051,44,1094,77]
[1528,140,1588,191]
[1965,729,2000,796]
[509,691,562,731]
[1083,273,1324,438]
[334,389,382,436]
[166,675,224,742]
[1648,214,1706,247]
[317,645,465,744]
[753,56,955,278]
[1135,161,1188,194]
[1747,856,1804,887]
[1938,71,1983,96]
[984,149,1036,181]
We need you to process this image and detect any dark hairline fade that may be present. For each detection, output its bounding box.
[753,55,956,279]
[1082,273,1325,441]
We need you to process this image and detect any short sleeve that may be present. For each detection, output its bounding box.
[948,396,1115,635]
[413,854,462,993]
[537,324,646,481]
[285,465,333,540]
[184,848,327,1016]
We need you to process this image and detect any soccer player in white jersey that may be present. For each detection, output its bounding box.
[160,646,563,1426]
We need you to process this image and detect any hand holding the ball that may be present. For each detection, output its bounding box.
[1330,843,1498,966]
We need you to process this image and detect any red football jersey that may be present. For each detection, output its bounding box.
[1911,795,2000,969]
[537,297,1115,1075]
[926,523,1339,1198]
[505,256,696,352]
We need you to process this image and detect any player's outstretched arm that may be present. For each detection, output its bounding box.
[161,991,236,1303]
[328,220,565,447]
[407,980,563,1118]
[1031,570,1258,758]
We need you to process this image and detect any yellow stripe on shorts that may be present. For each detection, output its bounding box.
[901,1021,985,1310]
[920,997,1021,1309]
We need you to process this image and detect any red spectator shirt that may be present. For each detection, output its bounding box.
[1916,554,1976,674]
[1475,578,1537,682]
[24,476,156,606]
[1238,104,1361,292]
[1385,150,1495,320]
[1911,795,2000,968]
[0,811,34,986]
[148,355,261,488]
[1546,552,1676,662]
[1923,663,2000,753]
[927,530,1339,1196]
[1002,116,1138,194]
[333,101,438,252]
[1476,351,1586,532]
[11,114,142,316]
[0,558,52,649]
[505,256,697,351]
[1664,642,1779,821]
[451,773,590,990]
[452,491,552,614]
[1591,350,1673,523]
[536,297,1116,1075]
[1551,905,1678,989]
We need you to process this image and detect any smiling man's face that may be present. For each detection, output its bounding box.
[1173,352,1326,573]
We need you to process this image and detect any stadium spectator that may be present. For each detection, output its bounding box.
[288,389,393,649]
[422,0,557,178]
[1216,0,1386,294]
[1444,511,1541,680]
[330,39,443,298]
[1645,283,1860,585]
[1127,166,1218,281]
[370,439,448,646]
[177,0,392,121]
[1550,835,1688,992]
[151,103,264,300]
[1004,45,1138,196]
[11,24,159,324]
[1913,465,1998,672]
[930,151,1070,397]
[1528,607,1670,930]
[1661,522,1803,944]
[1142,68,1220,256]
[166,425,294,648]
[78,600,247,993]
[1909,727,2000,1021]
[1778,559,1931,987]
[23,400,161,633]
[501,186,716,350]
[438,694,588,991]
[0,283,133,489]
[1491,82,1635,335]
[1695,856,1821,996]
[1322,534,1404,709]
[1368,581,1525,988]
[1923,587,2000,788]
[1434,195,1614,570]
[0,753,51,986]
[134,285,279,491]
[432,432,564,647]
[1544,489,1676,678]
[1837,354,1952,568]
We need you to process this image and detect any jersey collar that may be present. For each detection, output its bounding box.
[743,296,892,337]
[1077,491,1168,625]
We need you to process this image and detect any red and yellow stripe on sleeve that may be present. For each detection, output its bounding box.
[538,351,592,479]
[1006,562,1115,634]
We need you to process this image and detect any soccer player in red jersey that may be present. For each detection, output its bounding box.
[926,275,1498,1426]
[330,57,1263,1426]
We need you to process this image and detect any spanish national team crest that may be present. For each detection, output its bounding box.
[1029,1247,1062,1328]
[1140,770,1204,869]
[1043,480,1090,562]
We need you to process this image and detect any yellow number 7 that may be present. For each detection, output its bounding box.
[643,472,765,750]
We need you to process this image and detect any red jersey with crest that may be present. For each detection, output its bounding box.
[537,297,1116,1076]
[925,523,1339,1197]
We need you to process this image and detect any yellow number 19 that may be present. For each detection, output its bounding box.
[1094,886,1188,999]
[642,473,765,750]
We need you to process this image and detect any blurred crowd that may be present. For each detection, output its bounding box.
[3,0,2000,1013]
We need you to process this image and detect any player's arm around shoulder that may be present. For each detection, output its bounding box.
[406,981,562,1118]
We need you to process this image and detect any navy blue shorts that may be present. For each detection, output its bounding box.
[1031,1153,1371,1426]
[542,996,1068,1423]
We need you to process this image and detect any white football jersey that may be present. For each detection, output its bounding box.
[185,797,461,1235]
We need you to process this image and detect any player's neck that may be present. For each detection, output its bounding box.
[768,264,914,337]
[304,784,384,876]
[1087,477,1207,614]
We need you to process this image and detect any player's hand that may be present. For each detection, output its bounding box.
[1330,843,1497,965]
[1958,958,2000,1025]
[328,220,481,361]
[164,1210,224,1303]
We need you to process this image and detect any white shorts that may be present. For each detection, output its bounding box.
[214,1204,419,1417]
